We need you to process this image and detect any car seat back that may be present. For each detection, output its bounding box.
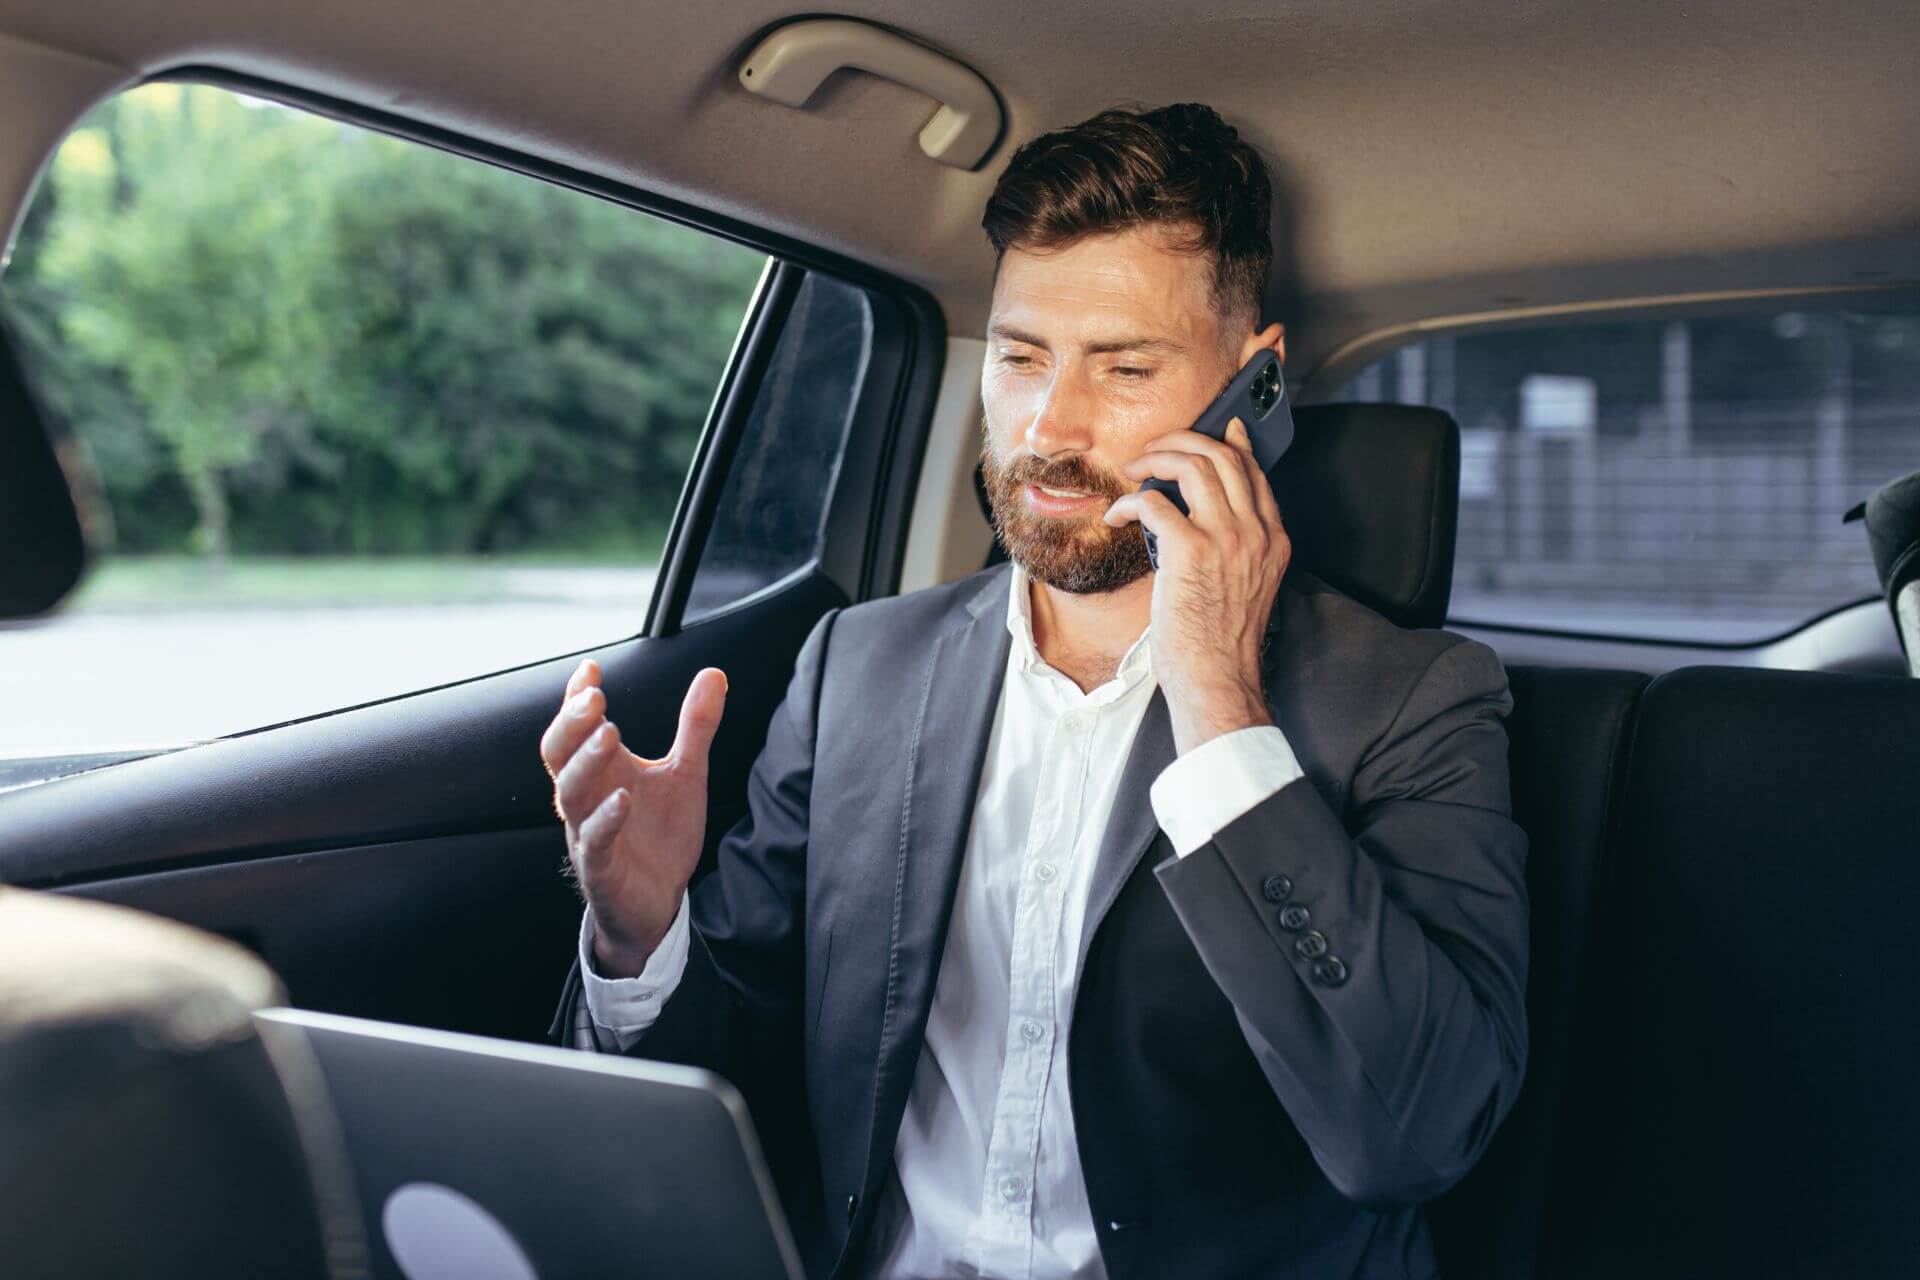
[1425,666,1647,1278]
[1543,666,1920,1275]
[0,891,361,1279]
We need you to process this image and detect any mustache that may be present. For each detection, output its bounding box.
[1000,454,1128,501]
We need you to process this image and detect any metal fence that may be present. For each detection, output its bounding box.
[1453,408,1908,621]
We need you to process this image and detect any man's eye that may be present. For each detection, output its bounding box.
[1112,365,1150,380]
[1000,353,1036,369]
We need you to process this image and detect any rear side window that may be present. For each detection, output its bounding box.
[0,82,765,774]
[1335,307,1920,642]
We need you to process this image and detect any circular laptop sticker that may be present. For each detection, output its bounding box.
[382,1182,539,1280]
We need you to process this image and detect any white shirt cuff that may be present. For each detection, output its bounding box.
[1150,724,1305,858]
[576,893,691,1050]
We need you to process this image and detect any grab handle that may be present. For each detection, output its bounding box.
[738,18,1003,170]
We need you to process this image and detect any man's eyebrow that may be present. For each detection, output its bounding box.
[988,323,1050,351]
[1086,335,1188,357]
[988,324,1188,358]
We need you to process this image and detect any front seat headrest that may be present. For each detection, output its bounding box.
[0,889,363,1279]
[1845,467,1920,674]
[973,400,1461,631]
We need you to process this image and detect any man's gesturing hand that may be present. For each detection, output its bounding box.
[541,658,727,978]
[1103,417,1291,756]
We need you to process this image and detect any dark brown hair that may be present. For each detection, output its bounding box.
[982,103,1273,330]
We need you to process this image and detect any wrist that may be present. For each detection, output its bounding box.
[591,929,655,980]
[1165,677,1271,755]
[589,905,670,979]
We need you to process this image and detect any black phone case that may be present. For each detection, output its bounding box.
[1141,349,1293,569]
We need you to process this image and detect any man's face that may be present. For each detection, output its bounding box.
[980,225,1243,594]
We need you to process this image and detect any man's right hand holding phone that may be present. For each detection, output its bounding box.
[540,658,728,978]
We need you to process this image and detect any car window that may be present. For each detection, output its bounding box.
[0,82,766,774]
[1333,306,1920,642]
[683,272,873,625]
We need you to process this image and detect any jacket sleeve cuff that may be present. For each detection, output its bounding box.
[1149,723,1306,858]
[577,894,690,1048]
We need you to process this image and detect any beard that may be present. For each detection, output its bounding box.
[979,421,1152,595]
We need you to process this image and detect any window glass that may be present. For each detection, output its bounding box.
[1335,308,1920,641]
[683,272,873,624]
[0,83,765,772]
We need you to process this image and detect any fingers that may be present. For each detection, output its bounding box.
[1103,487,1189,552]
[566,657,601,699]
[1181,420,1260,517]
[1227,419,1285,528]
[669,667,728,781]
[541,683,606,778]
[1123,428,1254,527]
[555,720,625,827]
[573,785,631,868]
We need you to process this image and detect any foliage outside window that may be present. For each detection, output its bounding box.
[0,82,765,769]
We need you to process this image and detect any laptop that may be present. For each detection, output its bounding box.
[254,1007,805,1280]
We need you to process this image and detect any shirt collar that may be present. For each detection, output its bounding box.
[1005,563,1155,686]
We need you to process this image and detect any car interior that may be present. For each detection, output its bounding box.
[2,2,1918,1277]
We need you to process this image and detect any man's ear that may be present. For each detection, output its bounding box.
[1235,322,1287,369]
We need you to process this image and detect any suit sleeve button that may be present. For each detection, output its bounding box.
[1261,874,1294,902]
[1294,930,1328,959]
[847,1194,859,1224]
[1312,956,1349,986]
[1278,904,1310,931]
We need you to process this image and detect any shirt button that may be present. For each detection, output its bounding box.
[1033,862,1058,883]
[1262,874,1294,902]
[1295,929,1329,959]
[999,1174,1025,1201]
[1278,904,1311,931]
[1063,712,1086,733]
[1020,1019,1044,1043]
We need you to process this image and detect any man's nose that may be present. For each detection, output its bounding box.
[1025,370,1096,459]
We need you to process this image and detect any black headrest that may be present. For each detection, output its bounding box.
[1849,468,1920,599]
[1847,468,1920,670]
[0,320,89,619]
[0,891,361,1278]
[972,401,1460,630]
[1275,403,1460,630]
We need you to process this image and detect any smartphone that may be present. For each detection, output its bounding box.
[1140,349,1294,569]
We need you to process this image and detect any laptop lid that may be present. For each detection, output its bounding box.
[255,1007,804,1280]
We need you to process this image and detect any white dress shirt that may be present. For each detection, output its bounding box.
[577,565,1305,1278]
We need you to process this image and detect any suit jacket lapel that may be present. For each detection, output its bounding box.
[1076,580,1294,970]
[862,564,1013,1189]
[1075,687,1176,972]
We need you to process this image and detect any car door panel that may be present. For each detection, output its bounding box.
[0,569,848,1040]
[67,828,577,1041]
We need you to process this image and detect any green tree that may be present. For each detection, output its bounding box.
[1,83,765,560]
[25,87,341,557]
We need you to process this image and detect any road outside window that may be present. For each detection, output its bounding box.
[0,83,766,781]
[1338,308,1920,642]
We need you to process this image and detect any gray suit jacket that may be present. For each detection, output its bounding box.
[555,561,1530,1279]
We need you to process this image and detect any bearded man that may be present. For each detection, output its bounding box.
[544,102,1530,1280]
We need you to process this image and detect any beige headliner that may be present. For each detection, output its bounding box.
[3,0,1919,376]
